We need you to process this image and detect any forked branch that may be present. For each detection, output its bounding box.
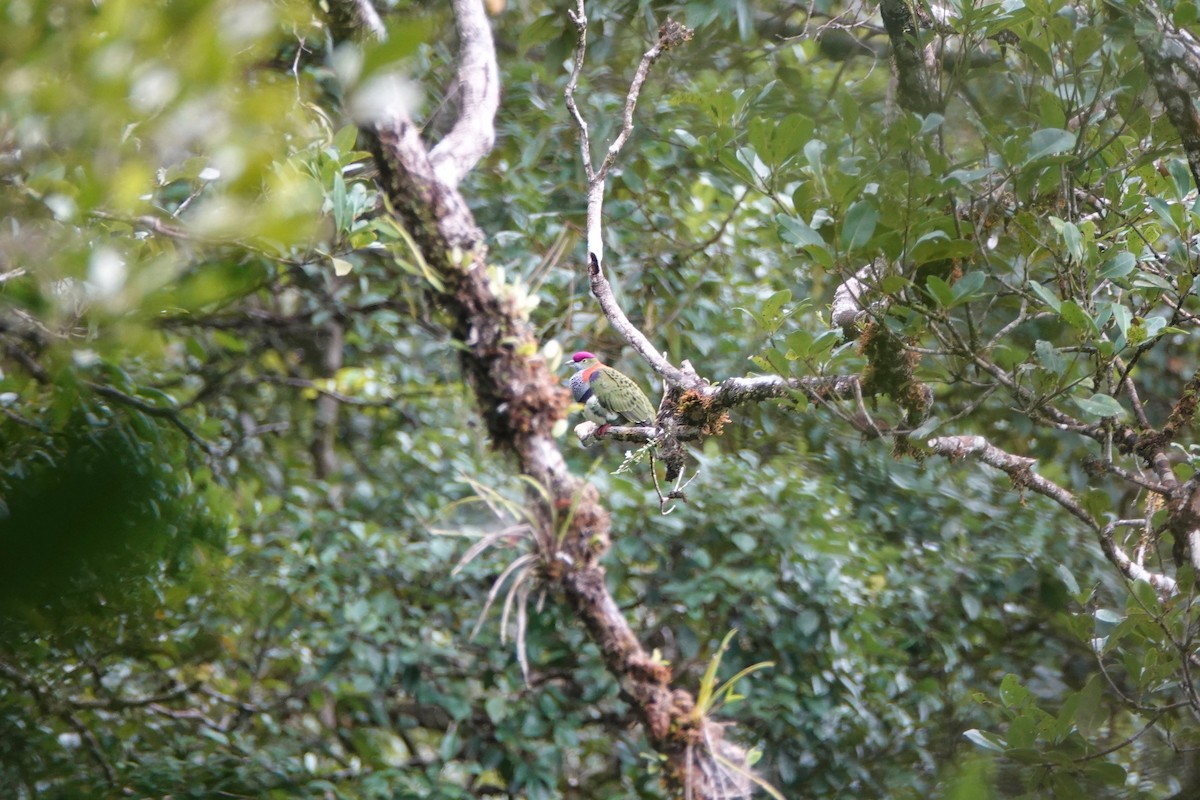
[565,1,693,386]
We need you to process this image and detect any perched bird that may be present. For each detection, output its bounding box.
[568,351,656,434]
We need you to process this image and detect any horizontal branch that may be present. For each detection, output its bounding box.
[708,374,861,408]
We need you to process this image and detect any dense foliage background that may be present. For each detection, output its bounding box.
[4,0,1200,797]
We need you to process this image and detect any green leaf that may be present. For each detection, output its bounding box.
[761,289,791,330]
[763,291,792,321]
[1074,676,1105,737]
[1052,690,1081,742]
[1099,252,1136,280]
[1147,196,1179,232]
[919,113,945,134]
[999,674,1030,709]
[1131,578,1159,609]
[484,695,507,724]
[776,214,825,248]
[332,125,358,158]
[803,139,826,173]
[926,275,954,307]
[1054,563,1080,597]
[961,594,981,620]
[951,271,987,305]
[910,236,976,266]
[731,532,757,553]
[517,14,561,56]
[1025,128,1076,162]
[332,171,348,235]
[1059,301,1096,334]
[1109,303,1132,340]
[1075,393,1126,420]
[1049,216,1084,261]
[1036,338,1065,376]
[1029,281,1062,312]
[840,200,879,251]
[1003,747,1043,764]
[964,729,1007,752]
[1006,714,1037,748]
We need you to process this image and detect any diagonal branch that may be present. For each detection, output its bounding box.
[928,435,1178,596]
[326,0,386,41]
[327,2,728,795]
[564,4,594,179]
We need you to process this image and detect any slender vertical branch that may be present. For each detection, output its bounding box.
[564,4,693,384]
[429,0,501,188]
[564,1,594,181]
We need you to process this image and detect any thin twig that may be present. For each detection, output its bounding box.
[86,381,213,454]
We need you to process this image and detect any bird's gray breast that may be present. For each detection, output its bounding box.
[569,371,593,403]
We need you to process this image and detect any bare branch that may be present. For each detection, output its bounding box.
[830,259,891,330]
[429,0,500,188]
[587,254,693,385]
[86,381,214,454]
[564,1,593,179]
[594,19,692,189]
[830,263,874,329]
[567,6,694,386]
[1100,520,1179,596]
[928,435,1096,527]
[929,435,1178,596]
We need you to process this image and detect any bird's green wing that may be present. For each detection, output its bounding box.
[594,366,656,424]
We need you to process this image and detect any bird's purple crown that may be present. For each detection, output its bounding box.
[571,351,597,363]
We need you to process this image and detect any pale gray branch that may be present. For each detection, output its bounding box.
[830,259,891,329]
[928,435,1093,526]
[429,0,500,188]
[709,374,861,408]
[567,6,693,386]
[564,1,593,179]
[929,435,1178,597]
[1101,520,1180,596]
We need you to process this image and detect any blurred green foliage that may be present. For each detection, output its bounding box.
[2,0,1200,798]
